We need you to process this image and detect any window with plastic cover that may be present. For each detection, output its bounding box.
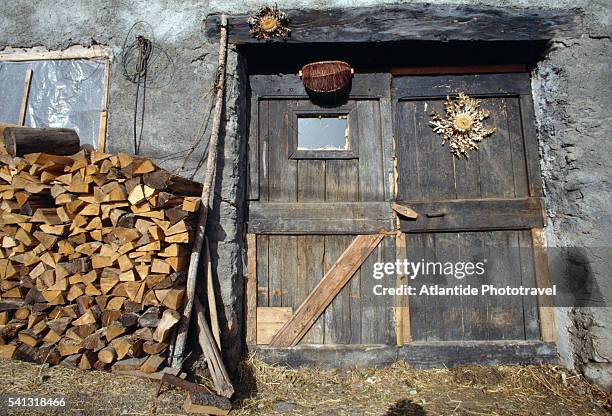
[0,59,106,149]
[297,115,349,151]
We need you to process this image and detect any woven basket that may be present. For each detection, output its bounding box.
[300,61,354,94]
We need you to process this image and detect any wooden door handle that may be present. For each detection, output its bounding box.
[392,203,418,219]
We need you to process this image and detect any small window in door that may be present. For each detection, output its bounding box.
[297,115,349,150]
[289,106,358,160]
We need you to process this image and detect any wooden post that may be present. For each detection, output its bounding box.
[205,237,221,349]
[98,59,111,151]
[171,14,229,369]
[531,228,556,342]
[18,68,33,126]
[245,234,257,345]
[394,232,411,345]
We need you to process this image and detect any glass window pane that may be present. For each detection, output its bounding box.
[297,115,349,150]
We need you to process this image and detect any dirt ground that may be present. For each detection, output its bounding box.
[0,357,609,415]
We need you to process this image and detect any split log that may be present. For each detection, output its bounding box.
[184,391,232,415]
[0,146,203,375]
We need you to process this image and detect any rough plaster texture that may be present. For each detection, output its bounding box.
[0,0,610,387]
[532,35,612,389]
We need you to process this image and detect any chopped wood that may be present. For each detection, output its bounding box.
[97,345,117,364]
[184,391,232,415]
[111,357,147,371]
[153,309,180,343]
[0,144,202,375]
[140,354,165,373]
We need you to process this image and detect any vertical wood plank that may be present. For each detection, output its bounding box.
[456,232,486,340]
[380,97,395,202]
[323,235,352,344]
[256,235,269,307]
[324,158,359,344]
[248,97,259,200]
[297,158,326,344]
[520,94,543,197]
[382,236,397,345]
[518,230,541,340]
[297,160,325,202]
[268,236,297,308]
[18,68,33,127]
[531,228,556,342]
[98,59,110,151]
[482,231,524,340]
[407,233,429,341]
[360,237,394,344]
[454,144,482,198]
[246,234,257,345]
[396,101,422,201]
[479,98,515,198]
[258,99,269,201]
[417,100,455,200]
[431,232,463,340]
[506,96,529,197]
[395,233,411,345]
[268,100,297,202]
[267,236,283,307]
[358,101,385,201]
[297,235,325,344]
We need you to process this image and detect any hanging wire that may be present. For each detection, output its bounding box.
[121,21,174,155]
[124,35,152,155]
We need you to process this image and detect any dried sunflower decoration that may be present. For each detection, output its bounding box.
[429,92,496,157]
[248,5,290,40]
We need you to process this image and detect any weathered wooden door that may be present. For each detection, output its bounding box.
[246,73,398,347]
[392,72,554,343]
[245,69,555,363]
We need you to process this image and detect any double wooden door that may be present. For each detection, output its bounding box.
[246,70,553,349]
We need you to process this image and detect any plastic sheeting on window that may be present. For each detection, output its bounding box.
[0,59,105,149]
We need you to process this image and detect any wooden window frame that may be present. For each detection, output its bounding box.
[288,103,359,160]
[0,46,111,151]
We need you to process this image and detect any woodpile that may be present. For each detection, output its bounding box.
[0,146,203,374]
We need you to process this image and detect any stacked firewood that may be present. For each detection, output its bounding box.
[0,144,203,373]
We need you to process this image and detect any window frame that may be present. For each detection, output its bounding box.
[288,102,359,160]
[0,46,111,151]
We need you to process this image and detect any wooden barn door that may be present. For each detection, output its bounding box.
[245,74,397,347]
[392,72,554,343]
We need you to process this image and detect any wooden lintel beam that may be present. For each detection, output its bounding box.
[269,234,384,347]
[206,5,582,44]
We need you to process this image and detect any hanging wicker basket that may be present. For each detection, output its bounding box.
[299,61,354,94]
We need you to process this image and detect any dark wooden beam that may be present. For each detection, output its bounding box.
[398,197,545,232]
[248,202,393,234]
[206,4,582,44]
[390,64,527,76]
[253,341,558,368]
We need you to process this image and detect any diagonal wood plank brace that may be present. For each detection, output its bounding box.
[269,234,384,347]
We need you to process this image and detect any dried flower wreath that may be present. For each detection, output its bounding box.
[248,5,290,40]
[430,92,496,157]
